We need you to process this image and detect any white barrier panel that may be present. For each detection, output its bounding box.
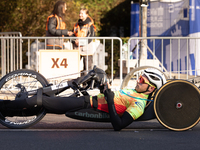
[39,50,80,79]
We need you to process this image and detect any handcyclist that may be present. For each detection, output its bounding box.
[102,68,166,131]
[0,68,166,131]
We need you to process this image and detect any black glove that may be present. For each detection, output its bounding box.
[104,89,114,104]
[89,67,108,93]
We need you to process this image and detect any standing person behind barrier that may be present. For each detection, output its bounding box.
[46,1,73,49]
[72,7,96,75]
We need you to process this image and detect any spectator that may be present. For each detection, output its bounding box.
[46,1,73,49]
[72,7,96,75]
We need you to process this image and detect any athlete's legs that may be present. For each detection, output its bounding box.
[38,95,90,113]
[0,95,91,114]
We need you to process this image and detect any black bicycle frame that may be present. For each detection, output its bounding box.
[27,81,71,97]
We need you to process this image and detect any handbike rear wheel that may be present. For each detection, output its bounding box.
[0,69,49,129]
[154,80,200,131]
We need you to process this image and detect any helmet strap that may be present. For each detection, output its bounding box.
[137,85,151,93]
[144,85,151,93]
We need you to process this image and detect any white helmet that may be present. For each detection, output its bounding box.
[143,68,167,89]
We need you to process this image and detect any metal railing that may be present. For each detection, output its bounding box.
[0,36,123,85]
[1,35,200,87]
[127,37,200,79]
[0,32,23,76]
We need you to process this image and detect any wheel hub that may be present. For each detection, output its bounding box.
[176,102,183,109]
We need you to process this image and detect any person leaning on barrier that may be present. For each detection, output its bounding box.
[71,7,96,76]
[46,1,73,49]
[0,68,166,131]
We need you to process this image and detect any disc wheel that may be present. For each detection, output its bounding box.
[154,80,200,131]
[0,69,49,129]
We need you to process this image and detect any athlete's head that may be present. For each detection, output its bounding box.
[143,68,167,89]
[135,68,166,94]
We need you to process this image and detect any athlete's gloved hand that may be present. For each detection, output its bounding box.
[104,88,114,104]
[92,67,108,92]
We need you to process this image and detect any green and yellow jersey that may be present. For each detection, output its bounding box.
[91,89,148,120]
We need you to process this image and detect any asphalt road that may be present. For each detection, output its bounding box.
[0,114,165,130]
[0,114,200,150]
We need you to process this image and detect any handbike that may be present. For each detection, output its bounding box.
[0,66,108,129]
[0,66,200,131]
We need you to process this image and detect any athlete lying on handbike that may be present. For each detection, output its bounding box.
[0,68,166,131]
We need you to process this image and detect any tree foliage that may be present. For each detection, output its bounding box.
[0,0,130,36]
[0,0,131,76]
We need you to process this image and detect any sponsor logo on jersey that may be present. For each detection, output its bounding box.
[135,101,144,110]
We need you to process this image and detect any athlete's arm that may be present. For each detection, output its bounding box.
[104,89,134,131]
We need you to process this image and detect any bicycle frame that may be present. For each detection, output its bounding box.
[27,81,71,97]
[26,66,102,97]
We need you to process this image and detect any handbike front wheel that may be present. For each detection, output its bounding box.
[0,69,49,129]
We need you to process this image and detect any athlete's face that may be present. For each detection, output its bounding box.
[135,75,153,93]
[79,10,88,21]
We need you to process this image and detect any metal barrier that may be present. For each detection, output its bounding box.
[0,36,123,85]
[126,37,200,79]
[1,35,200,86]
[0,32,23,76]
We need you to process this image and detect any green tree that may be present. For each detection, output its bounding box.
[0,0,130,36]
[0,0,131,76]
